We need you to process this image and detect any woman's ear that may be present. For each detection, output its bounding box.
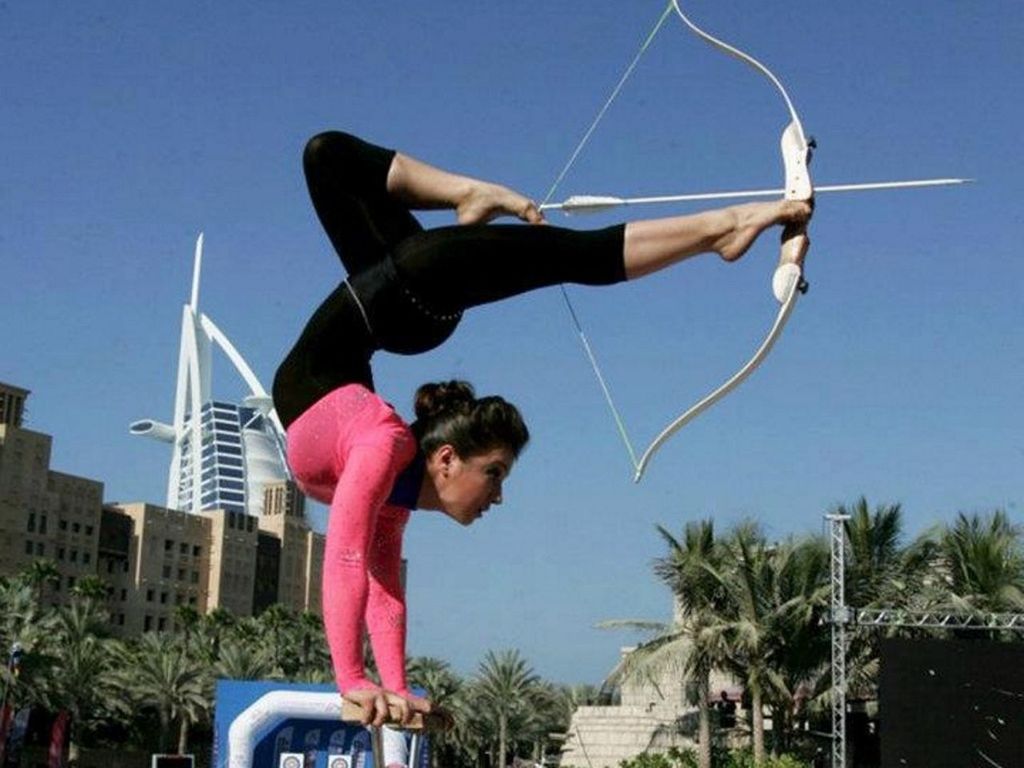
[429,444,457,478]
[438,444,455,476]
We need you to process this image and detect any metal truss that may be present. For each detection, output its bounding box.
[852,608,1024,631]
[825,514,1024,768]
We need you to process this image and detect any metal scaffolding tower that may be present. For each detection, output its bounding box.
[825,514,1024,768]
[825,514,850,768]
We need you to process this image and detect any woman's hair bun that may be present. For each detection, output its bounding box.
[413,380,475,421]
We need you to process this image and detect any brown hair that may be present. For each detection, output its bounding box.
[411,380,529,459]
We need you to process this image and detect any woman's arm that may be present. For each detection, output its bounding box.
[365,510,411,695]
[322,443,400,693]
[386,151,545,226]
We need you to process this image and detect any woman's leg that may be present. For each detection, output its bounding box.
[273,281,376,429]
[621,200,812,278]
[304,132,424,275]
[386,152,544,226]
[390,198,811,315]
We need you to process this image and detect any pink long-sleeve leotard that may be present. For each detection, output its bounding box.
[286,383,417,695]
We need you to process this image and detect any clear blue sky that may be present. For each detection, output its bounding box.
[3,2,1021,685]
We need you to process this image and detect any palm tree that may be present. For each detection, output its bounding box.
[256,603,295,674]
[407,655,463,766]
[196,607,236,664]
[21,558,60,604]
[174,605,201,643]
[653,519,728,768]
[713,524,772,764]
[70,574,110,603]
[755,535,831,753]
[841,498,906,608]
[0,577,56,723]
[39,599,124,764]
[711,524,829,763]
[838,498,913,700]
[935,510,1024,613]
[294,611,330,680]
[213,637,277,681]
[113,633,209,754]
[472,649,541,768]
[600,519,728,768]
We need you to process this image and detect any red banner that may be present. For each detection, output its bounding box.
[48,711,70,768]
[0,703,11,765]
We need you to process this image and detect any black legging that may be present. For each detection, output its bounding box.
[273,131,627,429]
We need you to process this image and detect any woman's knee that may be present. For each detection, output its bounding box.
[303,131,391,180]
[303,130,349,177]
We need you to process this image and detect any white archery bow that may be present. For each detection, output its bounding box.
[539,2,965,482]
[631,0,816,480]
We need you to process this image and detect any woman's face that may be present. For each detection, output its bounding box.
[431,445,515,526]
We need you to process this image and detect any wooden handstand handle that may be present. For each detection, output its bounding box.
[340,699,451,732]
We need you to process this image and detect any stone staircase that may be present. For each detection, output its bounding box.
[558,702,698,768]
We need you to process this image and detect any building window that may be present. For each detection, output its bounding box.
[39,515,48,534]
[188,596,197,605]
[123,561,129,572]
[107,560,114,574]
[160,592,168,604]
[35,542,44,556]
[162,565,171,579]
[121,589,127,601]
[191,571,199,584]
[164,539,174,552]
[144,616,153,631]
[146,589,154,602]
[27,512,36,532]
[83,552,91,565]
[179,542,188,555]
[59,519,68,531]
[70,550,78,563]
[158,618,166,631]
[24,540,33,555]
[57,547,65,561]
[67,576,76,589]
[118,614,125,626]
[192,545,201,557]
[72,522,80,534]
[85,525,93,536]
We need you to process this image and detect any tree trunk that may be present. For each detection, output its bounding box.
[751,690,765,766]
[697,671,712,768]
[178,717,190,755]
[68,716,80,766]
[159,710,170,753]
[498,713,508,768]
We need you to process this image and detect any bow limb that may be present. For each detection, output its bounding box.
[633,3,815,481]
[633,278,801,482]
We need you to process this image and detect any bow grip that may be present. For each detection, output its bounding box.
[774,121,813,301]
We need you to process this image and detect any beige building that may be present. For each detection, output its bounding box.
[560,632,741,767]
[259,481,324,614]
[0,382,104,606]
[1,380,325,636]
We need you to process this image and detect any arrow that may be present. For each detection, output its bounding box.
[540,177,973,214]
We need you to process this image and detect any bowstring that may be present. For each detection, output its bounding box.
[538,1,674,473]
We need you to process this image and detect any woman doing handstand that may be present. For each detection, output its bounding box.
[272,131,811,732]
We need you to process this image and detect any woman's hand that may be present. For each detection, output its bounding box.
[456,181,545,226]
[343,688,444,728]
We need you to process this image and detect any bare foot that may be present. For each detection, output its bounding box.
[456,181,545,226]
[714,200,812,262]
